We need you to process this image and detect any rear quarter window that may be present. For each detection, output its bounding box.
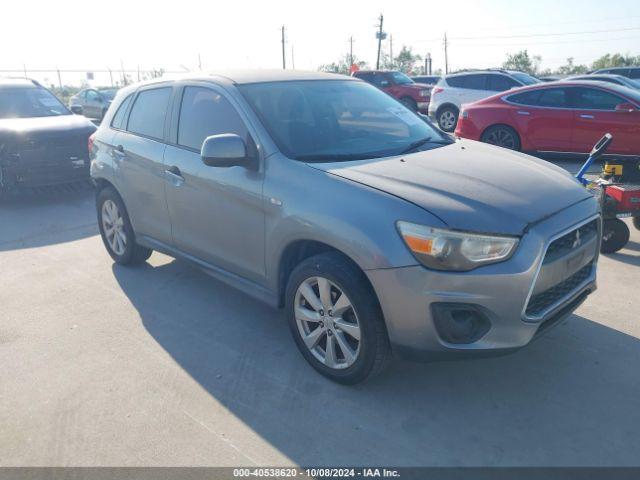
[110,94,133,130]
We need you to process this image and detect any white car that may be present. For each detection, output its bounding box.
[428,70,540,132]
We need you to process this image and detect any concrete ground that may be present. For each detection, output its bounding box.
[1,164,639,467]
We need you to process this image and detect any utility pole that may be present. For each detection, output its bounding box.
[425,52,432,75]
[389,34,394,69]
[120,59,126,86]
[281,25,286,69]
[198,53,202,70]
[108,68,114,87]
[443,32,449,74]
[291,45,295,69]
[56,69,62,89]
[348,36,354,67]
[375,14,385,70]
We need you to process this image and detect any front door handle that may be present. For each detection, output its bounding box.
[517,110,531,116]
[164,165,185,186]
[580,114,595,119]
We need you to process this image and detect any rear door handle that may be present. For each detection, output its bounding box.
[517,110,531,116]
[112,144,126,159]
[164,165,184,186]
[580,114,595,119]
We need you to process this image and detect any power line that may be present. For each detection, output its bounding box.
[451,26,640,41]
[451,34,640,48]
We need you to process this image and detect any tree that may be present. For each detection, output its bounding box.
[591,53,640,70]
[394,46,422,74]
[502,50,542,75]
[318,54,369,75]
[556,57,588,75]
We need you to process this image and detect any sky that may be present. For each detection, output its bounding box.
[2,0,639,86]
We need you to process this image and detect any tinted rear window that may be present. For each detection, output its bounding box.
[447,74,486,90]
[127,87,171,140]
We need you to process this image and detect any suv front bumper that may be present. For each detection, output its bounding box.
[366,200,600,360]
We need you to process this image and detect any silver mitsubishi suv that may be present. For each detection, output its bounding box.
[90,70,600,384]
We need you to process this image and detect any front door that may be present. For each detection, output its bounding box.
[163,85,266,284]
[509,87,574,152]
[569,86,640,154]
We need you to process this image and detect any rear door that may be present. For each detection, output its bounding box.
[163,84,266,284]
[507,87,574,152]
[569,86,640,154]
[113,85,173,245]
[456,74,491,104]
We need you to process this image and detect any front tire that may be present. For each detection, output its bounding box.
[96,186,152,265]
[633,217,640,231]
[437,106,459,132]
[601,218,630,254]
[285,252,390,384]
[481,125,521,151]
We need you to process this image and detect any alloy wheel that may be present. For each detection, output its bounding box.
[439,110,457,131]
[101,199,127,256]
[294,276,361,370]
[486,128,516,149]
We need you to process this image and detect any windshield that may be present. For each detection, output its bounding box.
[239,80,450,162]
[0,87,70,118]
[389,72,414,85]
[511,72,541,86]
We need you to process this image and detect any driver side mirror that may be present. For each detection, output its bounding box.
[201,134,256,169]
[70,105,83,115]
[615,102,637,113]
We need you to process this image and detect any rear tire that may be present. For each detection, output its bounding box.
[601,218,630,254]
[96,186,152,265]
[400,97,418,112]
[437,106,459,132]
[633,217,640,231]
[481,125,521,151]
[285,252,390,384]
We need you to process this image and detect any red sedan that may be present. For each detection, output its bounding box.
[454,81,640,156]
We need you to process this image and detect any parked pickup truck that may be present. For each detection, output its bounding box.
[352,70,432,113]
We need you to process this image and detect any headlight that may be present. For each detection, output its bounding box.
[397,221,519,271]
[419,90,430,97]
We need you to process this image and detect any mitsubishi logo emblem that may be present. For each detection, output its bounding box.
[572,229,582,249]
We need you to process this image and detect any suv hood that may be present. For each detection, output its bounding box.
[0,115,95,139]
[308,139,592,235]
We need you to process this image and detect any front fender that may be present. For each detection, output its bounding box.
[263,155,445,292]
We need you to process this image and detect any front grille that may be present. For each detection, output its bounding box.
[543,219,598,264]
[526,262,593,317]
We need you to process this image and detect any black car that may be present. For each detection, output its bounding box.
[0,79,96,192]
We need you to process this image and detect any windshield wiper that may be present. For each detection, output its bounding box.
[400,136,451,154]
[296,153,384,162]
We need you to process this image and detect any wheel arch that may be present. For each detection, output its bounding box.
[276,239,378,309]
[480,123,522,149]
[436,103,459,117]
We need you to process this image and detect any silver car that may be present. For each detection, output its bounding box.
[90,71,600,384]
[69,88,118,120]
